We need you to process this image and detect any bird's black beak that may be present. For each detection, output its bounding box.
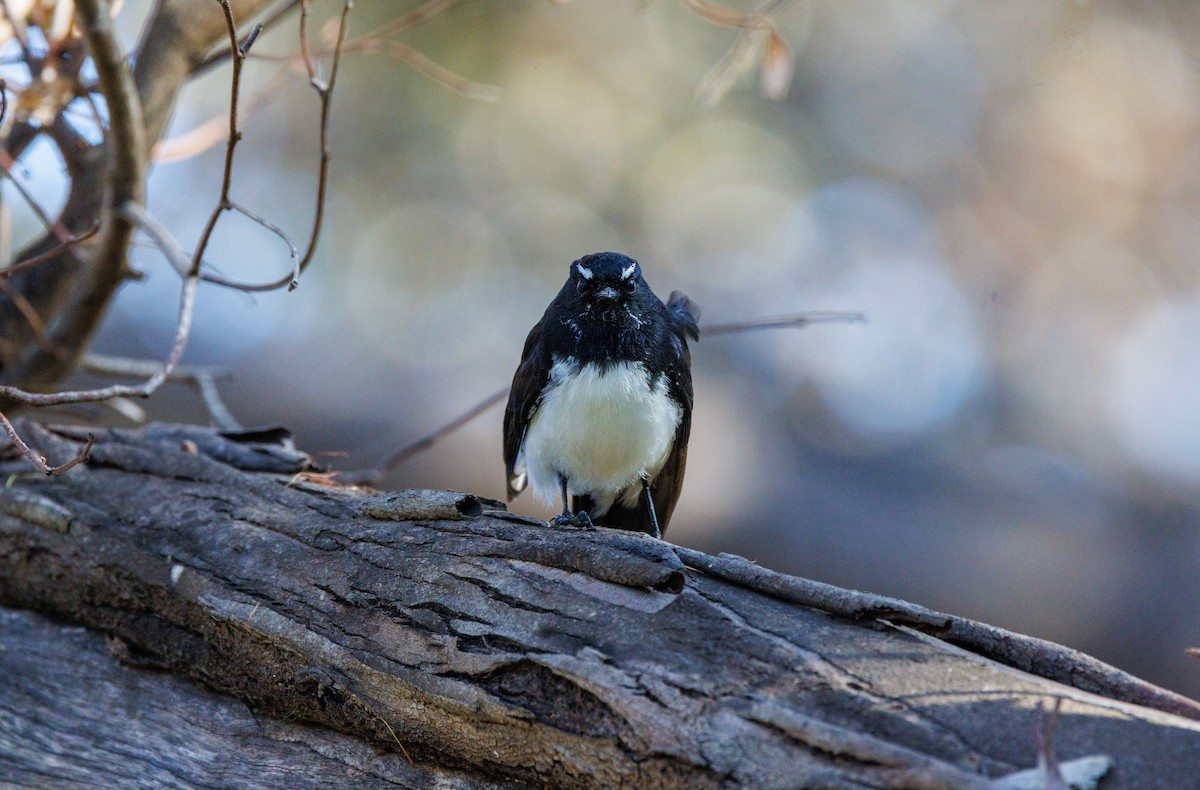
[596,286,618,301]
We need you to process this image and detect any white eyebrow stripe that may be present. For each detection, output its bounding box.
[576,264,594,280]
[620,264,636,280]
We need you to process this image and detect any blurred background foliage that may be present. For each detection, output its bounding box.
[10,1,1200,696]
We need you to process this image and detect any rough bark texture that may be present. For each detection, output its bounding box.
[1,421,1199,788]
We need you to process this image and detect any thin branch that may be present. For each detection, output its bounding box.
[190,6,259,275]
[296,0,351,275]
[118,202,192,276]
[340,386,509,486]
[679,0,787,31]
[361,0,467,41]
[122,201,297,293]
[700,311,867,337]
[153,65,290,164]
[0,148,75,244]
[80,352,228,381]
[193,369,242,430]
[0,278,64,359]
[0,410,93,474]
[683,0,795,106]
[193,0,304,76]
[271,0,496,99]
[350,39,499,102]
[0,224,100,278]
[81,352,241,431]
[229,200,299,289]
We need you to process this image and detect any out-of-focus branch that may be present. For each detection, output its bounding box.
[0,248,196,409]
[0,0,147,411]
[153,65,290,163]
[700,310,866,336]
[0,149,74,243]
[349,39,499,102]
[340,387,510,486]
[0,1,285,471]
[82,353,241,431]
[683,0,797,105]
[0,225,100,278]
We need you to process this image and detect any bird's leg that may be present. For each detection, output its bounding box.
[549,474,595,529]
[550,474,575,527]
[642,477,661,539]
[559,475,571,518]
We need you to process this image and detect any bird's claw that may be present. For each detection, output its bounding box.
[550,511,595,530]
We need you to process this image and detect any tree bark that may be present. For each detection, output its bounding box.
[1,420,1198,788]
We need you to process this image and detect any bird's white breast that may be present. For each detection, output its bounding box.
[520,358,681,510]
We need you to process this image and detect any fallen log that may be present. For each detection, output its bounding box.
[1,420,1197,788]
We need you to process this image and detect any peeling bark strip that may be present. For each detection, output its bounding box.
[1,421,1199,788]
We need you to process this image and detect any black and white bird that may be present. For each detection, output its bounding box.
[504,252,699,538]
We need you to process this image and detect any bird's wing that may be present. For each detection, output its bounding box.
[503,319,550,500]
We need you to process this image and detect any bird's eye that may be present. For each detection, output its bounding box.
[624,280,637,294]
[576,279,586,294]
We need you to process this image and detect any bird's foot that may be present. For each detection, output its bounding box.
[550,511,595,530]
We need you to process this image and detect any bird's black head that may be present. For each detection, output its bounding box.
[569,252,646,319]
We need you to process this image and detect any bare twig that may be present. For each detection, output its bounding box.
[0,149,75,244]
[194,0,305,75]
[700,311,866,337]
[81,353,241,430]
[191,6,260,276]
[296,0,352,275]
[193,369,242,430]
[341,387,509,485]
[0,410,93,474]
[1033,698,1070,790]
[0,278,64,358]
[229,200,300,289]
[121,202,295,293]
[80,353,226,381]
[348,39,499,101]
[124,4,300,295]
[0,224,100,278]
